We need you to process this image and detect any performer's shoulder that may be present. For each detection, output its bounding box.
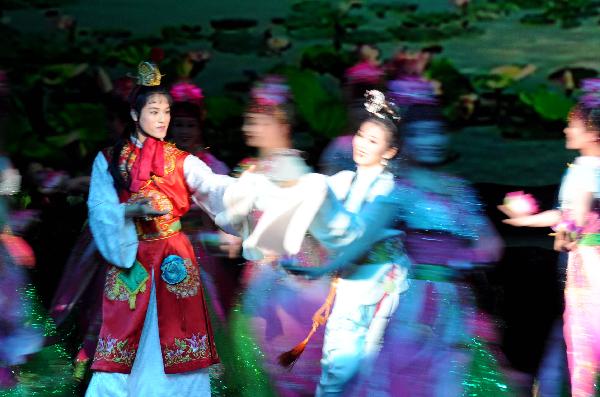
[164,141,189,158]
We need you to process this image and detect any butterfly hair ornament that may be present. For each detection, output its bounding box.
[134,61,164,87]
[364,89,401,121]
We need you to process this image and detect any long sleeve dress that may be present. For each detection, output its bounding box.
[85,139,232,397]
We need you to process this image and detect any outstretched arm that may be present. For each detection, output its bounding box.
[498,206,562,228]
[290,186,401,278]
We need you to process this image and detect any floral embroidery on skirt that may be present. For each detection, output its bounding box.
[163,333,210,367]
[95,335,136,367]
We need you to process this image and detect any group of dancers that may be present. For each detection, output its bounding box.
[1,58,599,397]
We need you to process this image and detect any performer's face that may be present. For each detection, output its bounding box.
[242,112,289,149]
[352,121,397,168]
[564,117,597,150]
[403,120,448,165]
[134,94,171,141]
[171,115,202,151]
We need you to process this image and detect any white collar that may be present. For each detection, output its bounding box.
[574,156,600,167]
[130,135,144,148]
[355,165,385,180]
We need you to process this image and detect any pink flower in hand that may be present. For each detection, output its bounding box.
[503,191,539,216]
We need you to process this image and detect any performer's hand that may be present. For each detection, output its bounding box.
[497,205,531,227]
[218,231,242,258]
[497,204,519,219]
[125,198,169,218]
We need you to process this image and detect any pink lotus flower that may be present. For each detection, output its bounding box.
[170,81,204,104]
[503,191,539,216]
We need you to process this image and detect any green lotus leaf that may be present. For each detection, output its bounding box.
[110,45,151,67]
[300,45,353,75]
[40,63,88,85]
[210,19,257,31]
[204,96,244,127]
[343,29,393,44]
[519,88,575,121]
[210,30,263,54]
[425,57,473,98]
[520,13,555,25]
[287,26,335,40]
[291,0,330,15]
[281,67,347,138]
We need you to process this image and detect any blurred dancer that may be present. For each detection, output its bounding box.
[351,81,509,397]
[169,81,229,175]
[214,75,330,397]
[0,156,42,390]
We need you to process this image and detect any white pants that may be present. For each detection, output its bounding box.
[316,264,405,396]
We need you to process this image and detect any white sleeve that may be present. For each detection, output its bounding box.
[87,153,138,268]
[184,154,238,234]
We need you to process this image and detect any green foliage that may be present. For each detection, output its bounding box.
[210,30,263,55]
[343,28,393,44]
[300,45,353,77]
[0,0,74,9]
[107,45,152,67]
[281,67,347,138]
[426,57,472,100]
[388,11,484,42]
[204,96,245,128]
[520,0,600,28]
[161,25,205,44]
[8,103,108,162]
[519,87,575,121]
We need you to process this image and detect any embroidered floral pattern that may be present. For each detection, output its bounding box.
[95,335,136,367]
[130,189,175,221]
[163,333,211,367]
[104,266,131,302]
[165,258,199,298]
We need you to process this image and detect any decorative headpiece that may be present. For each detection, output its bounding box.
[364,90,400,121]
[568,78,600,132]
[170,81,204,105]
[580,78,600,109]
[250,75,290,107]
[248,75,292,122]
[135,61,163,86]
